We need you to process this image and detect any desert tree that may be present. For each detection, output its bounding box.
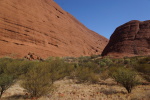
[111,67,140,93]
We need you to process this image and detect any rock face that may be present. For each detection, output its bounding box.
[102,20,150,57]
[24,52,43,61]
[0,0,108,58]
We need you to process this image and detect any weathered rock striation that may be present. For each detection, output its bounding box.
[102,20,150,57]
[0,0,108,58]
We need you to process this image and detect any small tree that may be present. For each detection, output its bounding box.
[21,63,53,98]
[0,74,14,98]
[111,67,140,93]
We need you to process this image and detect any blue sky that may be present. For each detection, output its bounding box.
[54,0,150,39]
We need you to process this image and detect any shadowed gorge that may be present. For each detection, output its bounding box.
[0,0,108,58]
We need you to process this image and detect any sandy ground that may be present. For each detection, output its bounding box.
[1,78,150,100]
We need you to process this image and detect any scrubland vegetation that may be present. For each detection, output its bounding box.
[0,55,149,99]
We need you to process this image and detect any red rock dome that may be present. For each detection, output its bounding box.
[0,0,108,58]
[102,20,150,57]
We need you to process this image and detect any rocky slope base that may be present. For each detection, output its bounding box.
[0,0,108,58]
[102,20,150,57]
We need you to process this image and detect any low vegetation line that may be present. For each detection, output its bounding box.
[0,55,149,99]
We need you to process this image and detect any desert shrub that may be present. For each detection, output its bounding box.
[47,58,75,83]
[135,64,150,82]
[99,61,107,67]
[3,60,33,78]
[138,56,150,64]
[77,56,91,63]
[115,58,124,64]
[62,57,77,63]
[129,58,139,67]
[0,73,14,98]
[136,64,150,74]
[0,57,13,63]
[18,61,35,75]
[124,59,130,64]
[45,56,55,61]
[21,62,53,98]
[89,74,100,83]
[111,67,140,93]
[0,58,17,98]
[4,60,23,77]
[78,61,101,74]
[100,70,109,80]
[103,58,113,65]
[108,66,120,77]
[99,58,113,67]
[75,66,99,83]
[0,58,13,73]
[133,56,150,82]
[76,60,106,83]
[110,58,128,67]
[90,54,100,59]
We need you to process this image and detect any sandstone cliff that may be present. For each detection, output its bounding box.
[0,0,108,58]
[102,20,150,57]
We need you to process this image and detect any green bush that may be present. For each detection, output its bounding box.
[0,58,13,73]
[124,59,130,64]
[3,60,34,78]
[99,58,113,67]
[99,61,107,67]
[0,73,14,98]
[111,67,140,93]
[79,61,101,73]
[133,56,150,82]
[0,58,16,98]
[77,56,91,64]
[21,62,53,98]
[135,64,150,82]
[100,70,109,80]
[90,54,100,59]
[75,67,99,83]
[117,58,124,63]
[138,56,150,64]
[108,66,119,77]
[47,58,75,83]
